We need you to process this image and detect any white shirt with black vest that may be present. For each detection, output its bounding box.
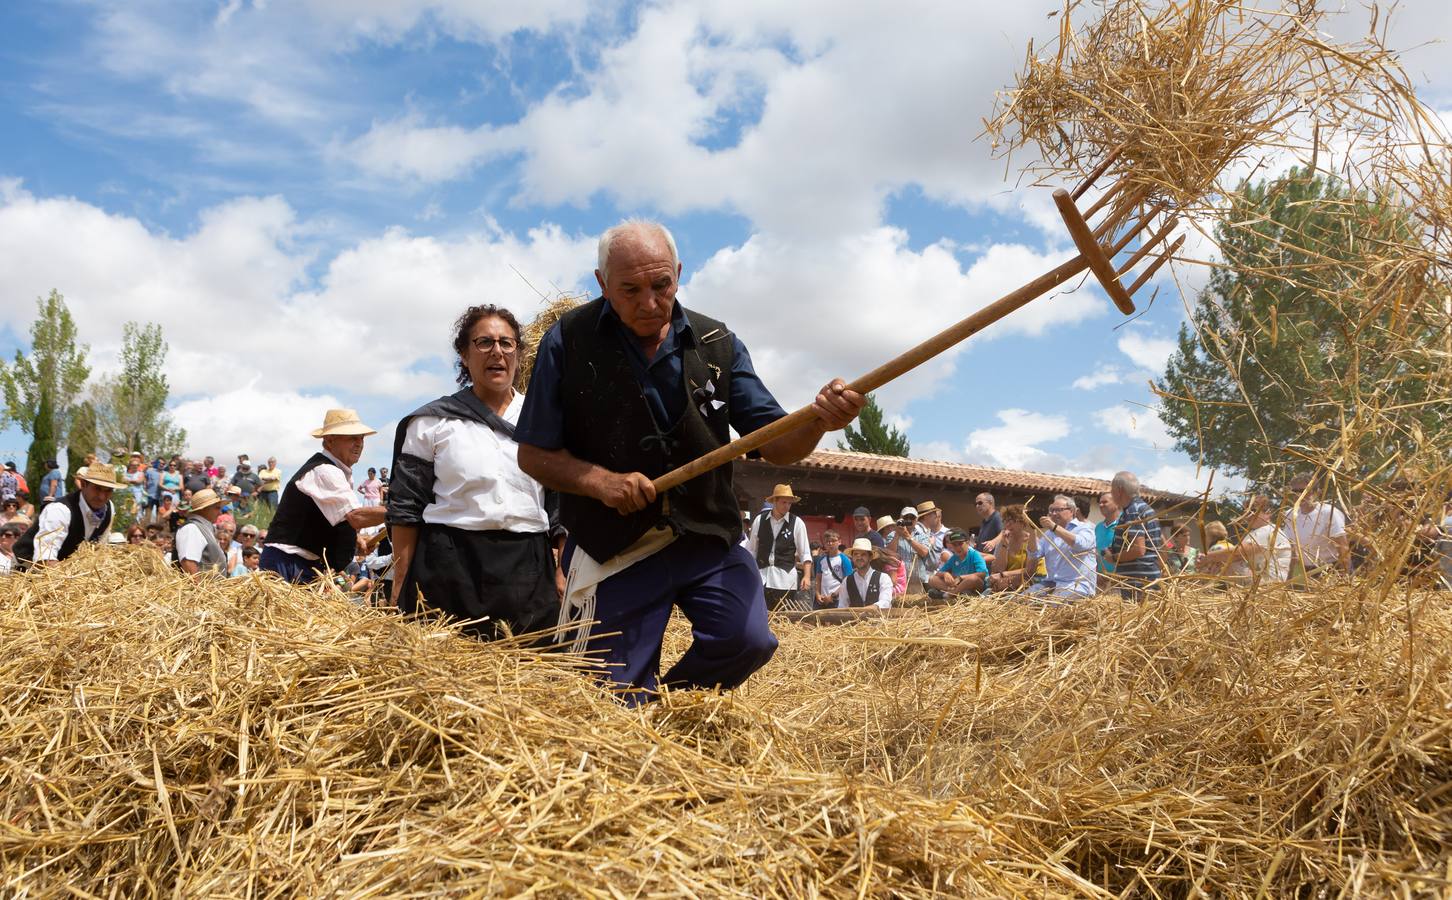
[834,568,893,609]
[269,448,361,561]
[744,511,810,591]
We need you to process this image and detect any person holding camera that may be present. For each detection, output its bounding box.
[1024,494,1098,601]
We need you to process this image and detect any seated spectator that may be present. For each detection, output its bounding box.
[215,520,242,574]
[1283,473,1350,578]
[240,545,261,573]
[832,539,893,609]
[850,506,887,548]
[124,524,146,545]
[814,529,852,608]
[988,505,1046,592]
[1104,471,1164,601]
[974,493,1002,559]
[895,506,931,593]
[1025,494,1098,601]
[1170,521,1198,573]
[877,546,907,597]
[0,497,23,528]
[0,522,19,574]
[1161,519,1187,574]
[929,529,989,597]
[1095,491,1119,577]
[1196,520,1235,577]
[1202,495,1292,583]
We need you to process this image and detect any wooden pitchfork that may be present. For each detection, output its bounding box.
[652,151,1185,493]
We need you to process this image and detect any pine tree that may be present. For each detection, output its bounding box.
[837,393,910,456]
[25,387,57,502]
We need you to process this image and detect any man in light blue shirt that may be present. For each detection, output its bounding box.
[1026,494,1097,600]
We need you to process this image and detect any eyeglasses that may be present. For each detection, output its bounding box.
[1048,505,1073,513]
[471,336,518,354]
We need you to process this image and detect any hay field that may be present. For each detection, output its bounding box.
[2,547,1449,897]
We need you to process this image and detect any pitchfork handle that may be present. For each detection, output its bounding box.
[652,253,1093,493]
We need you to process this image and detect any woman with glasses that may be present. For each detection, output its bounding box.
[386,304,563,641]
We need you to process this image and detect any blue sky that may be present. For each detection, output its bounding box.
[2,0,1449,493]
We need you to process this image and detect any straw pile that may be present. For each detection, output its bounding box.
[4,547,1451,896]
[515,294,585,391]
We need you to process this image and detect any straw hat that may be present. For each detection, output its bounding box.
[848,538,874,554]
[765,484,799,502]
[915,500,938,515]
[311,409,377,438]
[189,488,223,513]
[76,465,120,489]
[875,514,896,531]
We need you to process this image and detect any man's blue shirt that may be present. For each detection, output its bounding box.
[514,298,787,450]
[938,548,989,578]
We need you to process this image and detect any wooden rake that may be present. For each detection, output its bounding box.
[653,157,1185,493]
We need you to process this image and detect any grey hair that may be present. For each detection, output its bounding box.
[1111,470,1141,497]
[1053,494,1075,510]
[597,219,679,283]
[976,492,996,507]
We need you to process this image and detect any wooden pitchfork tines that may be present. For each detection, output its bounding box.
[653,159,1186,493]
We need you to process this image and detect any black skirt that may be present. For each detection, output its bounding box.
[400,523,558,642]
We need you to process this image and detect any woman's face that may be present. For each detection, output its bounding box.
[463,315,519,395]
[126,529,145,544]
[216,525,234,543]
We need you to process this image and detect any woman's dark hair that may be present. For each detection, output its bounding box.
[452,304,522,387]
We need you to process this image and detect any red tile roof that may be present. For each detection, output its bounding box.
[740,449,1201,505]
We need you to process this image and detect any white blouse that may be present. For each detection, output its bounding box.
[401,391,549,533]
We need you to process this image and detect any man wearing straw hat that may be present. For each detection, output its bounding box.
[260,409,387,584]
[516,219,864,704]
[12,465,117,568]
[174,488,227,576]
[744,484,812,611]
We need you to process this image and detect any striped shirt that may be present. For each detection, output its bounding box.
[1108,497,1163,581]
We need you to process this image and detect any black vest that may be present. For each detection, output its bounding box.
[556,298,741,561]
[265,452,357,571]
[843,571,885,608]
[13,490,112,565]
[753,512,800,572]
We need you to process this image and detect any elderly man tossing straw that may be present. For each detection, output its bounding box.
[260,409,387,584]
[516,220,865,704]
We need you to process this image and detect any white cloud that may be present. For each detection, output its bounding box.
[685,230,1106,418]
[1116,331,1176,373]
[962,409,1071,470]
[339,0,1051,237]
[171,385,349,468]
[0,183,594,411]
[1071,366,1128,391]
[1092,405,1175,451]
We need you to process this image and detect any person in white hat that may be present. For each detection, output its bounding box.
[895,505,932,593]
[831,538,893,609]
[260,409,387,584]
[174,488,227,576]
[13,465,117,567]
[743,484,812,611]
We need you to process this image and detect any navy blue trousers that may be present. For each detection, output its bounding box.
[259,545,325,584]
[572,533,778,705]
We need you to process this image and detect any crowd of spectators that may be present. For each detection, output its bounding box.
[742,470,1452,612]
[3,449,1450,600]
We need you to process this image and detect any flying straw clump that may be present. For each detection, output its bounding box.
[988,0,1389,212]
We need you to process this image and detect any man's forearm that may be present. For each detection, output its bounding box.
[759,420,826,465]
[517,445,607,497]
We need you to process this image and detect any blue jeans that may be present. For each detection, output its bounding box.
[259,545,324,584]
[566,533,778,706]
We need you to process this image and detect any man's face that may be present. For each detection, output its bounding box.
[596,229,681,341]
[771,497,794,517]
[849,549,871,569]
[1291,479,1316,514]
[922,510,941,529]
[975,495,993,515]
[0,531,16,554]
[1098,493,1119,520]
[239,530,256,547]
[79,481,114,509]
[853,515,870,533]
[323,434,367,467]
[1047,499,1076,527]
[900,513,917,531]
